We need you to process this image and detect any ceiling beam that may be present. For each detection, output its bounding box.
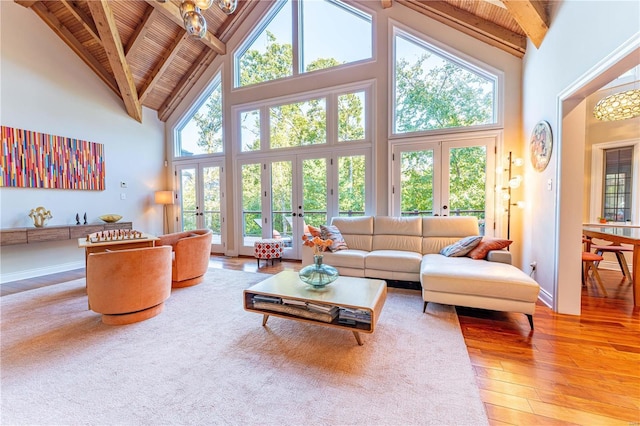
[139,33,190,104]
[14,0,39,7]
[26,2,120,96]
[144,0,226,55]
[60,0,101,43]
[502,0,548,49]
[381,0,393,9]
[125,6,157,59]
[400,0,526,57]
[87,0,142,122]
[216,0,259,42]
[158,49,217,122]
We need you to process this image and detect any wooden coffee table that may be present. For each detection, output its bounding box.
[243,271,387,345]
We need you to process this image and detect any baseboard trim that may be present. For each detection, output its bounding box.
[0,261,84,284]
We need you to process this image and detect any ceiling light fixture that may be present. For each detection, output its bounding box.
[593,89,640,121]
[168,0,237,40]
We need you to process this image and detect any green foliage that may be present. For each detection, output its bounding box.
[395,56,493,133]
[187,30,489,236]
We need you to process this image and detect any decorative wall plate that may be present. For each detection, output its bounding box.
[530,120,553,172]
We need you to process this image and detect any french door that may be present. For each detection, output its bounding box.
[238,154,330,259]
[175,160,225,253]
[391,136,496,235]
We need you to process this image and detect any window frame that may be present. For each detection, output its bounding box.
[232,80,374,155]
[589,139,640,224]
[389,22,503,139]
[173,70,225,160]
[233,0,374,89]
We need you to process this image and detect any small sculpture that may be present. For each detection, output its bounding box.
[29,207,53,228]
[83,213,87,225]
[76,213,80,225]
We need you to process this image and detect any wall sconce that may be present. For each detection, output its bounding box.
[496,151,524,240]
[155,190,175,233]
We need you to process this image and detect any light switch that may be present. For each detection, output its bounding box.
[547,179,553,191]
[120,193,126,200]
[120,182,127,188]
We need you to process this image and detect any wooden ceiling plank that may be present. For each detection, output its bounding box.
[87,0,142,122]
[60,0,101,43]
[139,33,190,104]
[143,0,226,55]
[381,0,393,9]
[125,6,157,59]
[502,0,548,49]
[158,49,217,122]
[402,0,525,57]
[28,2,120,96]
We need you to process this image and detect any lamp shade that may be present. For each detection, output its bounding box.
[155,191,175,205]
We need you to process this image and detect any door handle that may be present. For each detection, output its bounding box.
[299,214,304,218]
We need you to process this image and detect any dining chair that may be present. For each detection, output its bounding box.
[590,243,633,284]
[582,238,608,297]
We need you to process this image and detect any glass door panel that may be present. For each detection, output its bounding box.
[271,160,294,250]
[240,162,263,251]
[442,139,495,235]
[301,157,328,227]
[179,167,198,231]
[202,165,222,246]
[392,143,440,217]
[337,154,365,217]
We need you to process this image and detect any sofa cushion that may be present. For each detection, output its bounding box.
[331,216,374,251]
[421,254,540,302]
[372,216,422,252]
[321,225,348,252]
[440,235,482,257]
[320,249,368,270]
[365,250,423,274]
[467,238,513,260]
[422,216,479,237]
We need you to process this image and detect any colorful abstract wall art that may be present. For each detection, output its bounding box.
[0,126,105,190]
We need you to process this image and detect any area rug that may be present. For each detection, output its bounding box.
[1,269,487,425]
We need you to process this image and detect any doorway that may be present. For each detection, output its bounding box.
[175,161,225,253]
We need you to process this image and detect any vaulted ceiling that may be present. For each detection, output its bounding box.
[15,0,549,123]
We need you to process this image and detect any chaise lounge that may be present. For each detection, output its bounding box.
[302,216,540,328]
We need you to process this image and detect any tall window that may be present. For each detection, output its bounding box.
[270,98,327,148]
[392,29,497,135]
[235,0,372,88]
[602,147,634,222]
[176,73,223,157]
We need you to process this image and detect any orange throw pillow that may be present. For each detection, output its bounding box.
[307,225,322,238]
[466,238,513,260]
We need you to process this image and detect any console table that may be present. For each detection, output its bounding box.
[0,222,132,246]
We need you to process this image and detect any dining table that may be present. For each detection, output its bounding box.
[582,225,640,307]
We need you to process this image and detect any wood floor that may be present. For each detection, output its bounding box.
[2,256,639,425]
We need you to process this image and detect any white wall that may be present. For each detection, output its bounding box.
[0,2,166,283]
[521,0,640,313]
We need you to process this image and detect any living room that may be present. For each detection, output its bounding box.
[1,1,639,424]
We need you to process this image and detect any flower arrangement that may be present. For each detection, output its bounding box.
[301,234,332,255]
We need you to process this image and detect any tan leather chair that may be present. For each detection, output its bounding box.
[86,246,172,325]
[157,229,213,288]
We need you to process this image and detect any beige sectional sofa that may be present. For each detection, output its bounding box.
[302,215,540,329]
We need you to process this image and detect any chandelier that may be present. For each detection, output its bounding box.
[177,0,238,39]
[593,89,640,121]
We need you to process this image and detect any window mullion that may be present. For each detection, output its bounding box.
[292,0,300,76]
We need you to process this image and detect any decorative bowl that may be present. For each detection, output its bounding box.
[99,214,122,223]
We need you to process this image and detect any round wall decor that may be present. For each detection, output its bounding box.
[530,120,553,172]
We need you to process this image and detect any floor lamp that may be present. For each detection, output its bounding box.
[499,152,524,241]
[155,190,175,234]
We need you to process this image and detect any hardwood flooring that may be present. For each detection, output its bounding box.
[2,256,639,425]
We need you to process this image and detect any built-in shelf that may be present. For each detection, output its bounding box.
[0,222,132,246]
